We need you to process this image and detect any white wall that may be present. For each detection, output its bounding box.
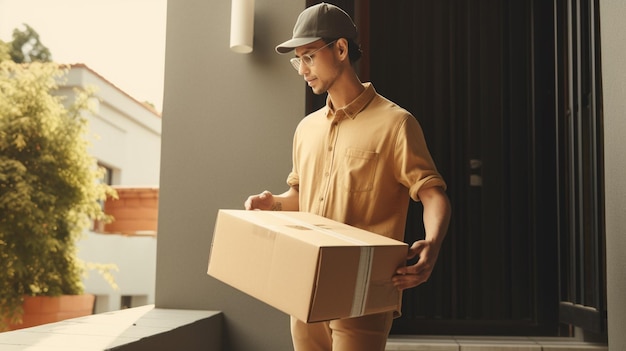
[60,65,161,185]
[59,65,162,313]
[78,234,157,313]
[600,1,626,349]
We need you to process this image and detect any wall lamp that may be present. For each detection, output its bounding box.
[230,0,255,54]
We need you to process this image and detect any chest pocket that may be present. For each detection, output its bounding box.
[341,148,379,192]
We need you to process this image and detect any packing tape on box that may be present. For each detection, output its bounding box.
[352,246,373,317]
[269,212,373,318]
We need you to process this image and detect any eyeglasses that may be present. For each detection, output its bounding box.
[290,40,337,71]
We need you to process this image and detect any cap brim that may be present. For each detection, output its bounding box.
[275,37,322,54]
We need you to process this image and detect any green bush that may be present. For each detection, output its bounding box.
[0,61,115,328]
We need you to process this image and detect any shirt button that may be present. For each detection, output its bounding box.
[328,146,333,151]
[319,197,324,202]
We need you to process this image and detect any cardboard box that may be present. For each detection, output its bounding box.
[207,210,408,323]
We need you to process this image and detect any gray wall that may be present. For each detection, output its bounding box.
[600,1,626,350]
[157,1,305,350]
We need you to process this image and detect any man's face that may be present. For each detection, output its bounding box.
[293,40,341,95]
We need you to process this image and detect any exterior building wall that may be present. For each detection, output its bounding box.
[58,65,162,313]
[156,0,305,350]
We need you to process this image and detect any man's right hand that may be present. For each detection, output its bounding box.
[244,190,277,211]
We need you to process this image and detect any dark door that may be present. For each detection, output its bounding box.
[361,0,560,335]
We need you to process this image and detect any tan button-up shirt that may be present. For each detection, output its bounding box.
[287,83,446,241]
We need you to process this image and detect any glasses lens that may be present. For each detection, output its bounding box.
[290,55,315,71]
[302,55,313,66]
[290,58,301,71]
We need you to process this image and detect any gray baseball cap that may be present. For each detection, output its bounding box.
[275,3,357,54]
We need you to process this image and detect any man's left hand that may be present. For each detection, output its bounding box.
[392,240,440,290]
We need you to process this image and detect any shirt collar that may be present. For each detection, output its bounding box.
[325,83,376,121]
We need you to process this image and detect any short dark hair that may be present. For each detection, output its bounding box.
[323,38,362,64]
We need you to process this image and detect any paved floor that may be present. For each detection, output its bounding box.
[0,306,609,351]
[386,335,608,351]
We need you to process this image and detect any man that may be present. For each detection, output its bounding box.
[245,3,451,351]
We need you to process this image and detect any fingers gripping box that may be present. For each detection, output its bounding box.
[207,210,408,323]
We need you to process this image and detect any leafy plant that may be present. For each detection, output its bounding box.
[0,61,116,329]
[8,23,52,63]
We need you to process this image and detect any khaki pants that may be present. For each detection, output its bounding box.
[290,312,394,351]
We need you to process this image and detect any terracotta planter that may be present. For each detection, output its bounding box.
[8,294,95,331]
[96,187,159,236]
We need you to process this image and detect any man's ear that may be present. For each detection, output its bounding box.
[336,38,349,60]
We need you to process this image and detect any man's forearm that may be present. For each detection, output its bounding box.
[272,186,300,211]
[420,186,451,246]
